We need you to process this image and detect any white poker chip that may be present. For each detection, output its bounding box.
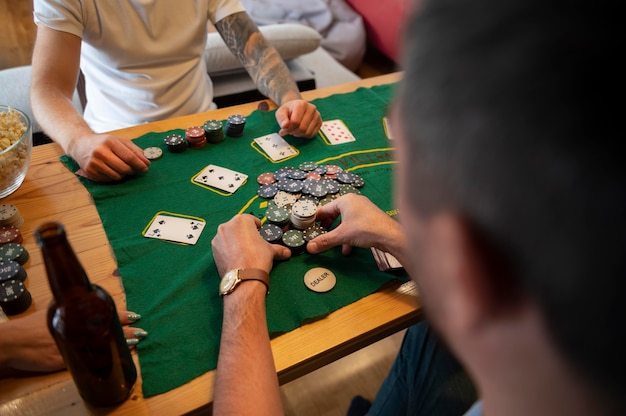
[143,147,163,160]
[304,267,336,292]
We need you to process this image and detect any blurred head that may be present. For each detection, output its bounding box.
[394,0,624,406]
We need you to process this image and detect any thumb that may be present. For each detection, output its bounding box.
[275,106,291,129]
[307,231,341,254]
[272,244,292,261]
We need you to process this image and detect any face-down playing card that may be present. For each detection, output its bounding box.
[192,164,248,194]
[143,212,206,245]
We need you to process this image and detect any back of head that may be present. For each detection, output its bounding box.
[399,0,625,405]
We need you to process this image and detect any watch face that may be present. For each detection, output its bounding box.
[220,270,237,294]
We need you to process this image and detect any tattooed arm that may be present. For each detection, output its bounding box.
[215,12,322,138]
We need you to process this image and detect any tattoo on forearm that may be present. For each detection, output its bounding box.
[215,12,300,104]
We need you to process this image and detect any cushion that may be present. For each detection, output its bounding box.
[345,0,411,62]
[205,23,322,75]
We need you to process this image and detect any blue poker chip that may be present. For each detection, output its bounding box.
[336,171,356,184]
[322,179,340,195]
[287,169,307,180]
[258,183,279,199]
[277,179,303,193]
[259,223,283,243]
[0,260,27,283]
[351,174,365,188]
[273,167,295,181]
[305,180,327,198]
[313,165,328,175]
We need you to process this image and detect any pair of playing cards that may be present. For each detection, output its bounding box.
[192,164,248,195]
[143,212,206,245]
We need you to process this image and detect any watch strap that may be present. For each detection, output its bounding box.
[227,268,270,296]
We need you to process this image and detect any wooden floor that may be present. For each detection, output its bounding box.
[281,330,405,415]
[0,2,403,415]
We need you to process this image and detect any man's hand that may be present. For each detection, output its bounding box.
[307,194,408,262]
[212,214,292,277]
[69,133,150,182]
[275,99,322,138]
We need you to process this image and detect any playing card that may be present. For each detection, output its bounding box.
[143,213,206,245]
[383,116,394,140]
[371,247,404,272]
[253,133,298,161]
[193,164,248,193]
[320,119,357,145]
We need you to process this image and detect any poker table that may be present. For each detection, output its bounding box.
[0,73,421,415]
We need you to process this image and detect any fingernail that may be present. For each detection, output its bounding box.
[133,330,148,339]
[127,338,140,346]
[127,313,142,322]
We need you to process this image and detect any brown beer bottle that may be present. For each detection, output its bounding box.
[35,222,137,407]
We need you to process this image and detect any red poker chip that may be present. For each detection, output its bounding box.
[0,226,22,246]
[305,171,321,180]
[185,126,206,138]
[257,172,277,185]
[325,165,343,175]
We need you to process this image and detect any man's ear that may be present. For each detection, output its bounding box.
[425,213,519,334]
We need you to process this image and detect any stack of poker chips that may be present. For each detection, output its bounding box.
[225,114,246,137]
[0,243,29,265]
[290,199,317,230]
[0,204,31,315]
[0,280,32,315]
[0,260,27,283]
[256,161,366,254]
[163,133,187,153]
[185,126,207,149]
[0,204,24,229]
[0,225,23,245]
[203,119,225,144]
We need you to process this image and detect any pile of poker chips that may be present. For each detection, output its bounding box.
[185,126,207,149]
[225,114,246,137]
[163,133,187,153]
[0,204,31,315]
[203,119,225,144]
[256,161,364,254]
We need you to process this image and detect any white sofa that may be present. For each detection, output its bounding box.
[0,24,359,141]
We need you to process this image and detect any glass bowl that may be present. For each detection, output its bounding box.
[0,105,32,199]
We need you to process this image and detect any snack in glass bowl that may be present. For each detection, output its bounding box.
[0,105,32,199]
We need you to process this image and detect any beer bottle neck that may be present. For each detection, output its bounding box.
[36,222,93,301]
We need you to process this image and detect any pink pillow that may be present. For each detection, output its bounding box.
[345,0,412,62]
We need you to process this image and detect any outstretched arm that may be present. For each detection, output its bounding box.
[215,12,322,138]
[30,25,149,181]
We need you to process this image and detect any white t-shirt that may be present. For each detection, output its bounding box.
[34,0,245,132]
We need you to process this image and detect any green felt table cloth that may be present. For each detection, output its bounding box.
[61,83,407,397]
